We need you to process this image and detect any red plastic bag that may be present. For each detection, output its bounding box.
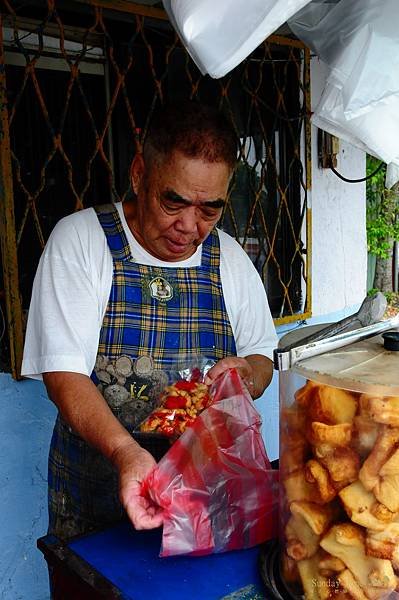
[142,368,279,557]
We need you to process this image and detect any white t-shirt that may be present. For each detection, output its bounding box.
[21,203,278,379]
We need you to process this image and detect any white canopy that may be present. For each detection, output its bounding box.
[162,0,399,187]
[289,0,399,187]
[162,0,313,78]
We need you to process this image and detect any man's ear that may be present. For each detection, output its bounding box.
[130,153,145,194]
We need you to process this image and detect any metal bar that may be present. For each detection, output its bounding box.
[305,205,312,318]
[304,47,312,320]
[272,44,312,325]
[72,0,169,21]
[5,50,105,75]
[104,53,116,201]
[274,310,312,327]
[2,14,104,48]
[304,48,312,192]
[280,292,387,352]
[393,241,398,293]
[0,16,24,380]
[275,314,399,371]
[267,34,307,50]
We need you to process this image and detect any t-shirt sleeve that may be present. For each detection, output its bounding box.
[21,212,110,379]
[218,230,278,361]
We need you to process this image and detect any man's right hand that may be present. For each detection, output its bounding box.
[111,441,164,530]
[43,372,164,530]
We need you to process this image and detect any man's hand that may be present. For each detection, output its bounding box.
[111,441,164,530]
[205,356,255,393]
[44,372,164,531]
[204,354,273,399]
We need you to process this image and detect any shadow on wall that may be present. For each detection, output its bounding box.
[0,373,56,600]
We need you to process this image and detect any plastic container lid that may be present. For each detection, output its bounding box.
[292,332,399,395]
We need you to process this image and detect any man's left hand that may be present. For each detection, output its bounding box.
[204,354,273,399]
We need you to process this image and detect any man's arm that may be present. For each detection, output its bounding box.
[43,371,163,529]
[204,354,274,399]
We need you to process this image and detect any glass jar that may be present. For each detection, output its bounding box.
[278,331,399,600]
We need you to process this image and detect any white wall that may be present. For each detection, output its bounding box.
[310,57,367,317]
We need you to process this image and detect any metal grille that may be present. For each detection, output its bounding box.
[0,1,311,379]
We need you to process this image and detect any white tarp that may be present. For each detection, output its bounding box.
[162,0,313,79]
[288,0,399,187]
[163,0,399,186]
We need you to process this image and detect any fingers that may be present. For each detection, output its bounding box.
[205,357,252,386]
[128,502,164,530]
[204,357,257,398]
[120,473,164,530]
[244,378,255,396]
[134,514,164,530]
[125,490,164,530]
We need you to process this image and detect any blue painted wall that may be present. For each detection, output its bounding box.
[0,373,56,600]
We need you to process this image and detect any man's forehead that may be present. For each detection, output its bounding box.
[152,149,232,173]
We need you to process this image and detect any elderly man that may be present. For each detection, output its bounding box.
[22,101,277,540]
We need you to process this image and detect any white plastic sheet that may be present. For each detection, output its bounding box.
[289,0,399,187]
[162,0,313,79]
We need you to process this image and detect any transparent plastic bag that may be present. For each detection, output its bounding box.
[142,368,279,557]
[289,0,399,119]
[139,355,215,439]
[289,0,399,183]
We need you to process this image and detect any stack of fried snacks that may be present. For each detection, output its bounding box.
[280,380,399,599]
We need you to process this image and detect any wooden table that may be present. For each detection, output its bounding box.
[38,521,267,599]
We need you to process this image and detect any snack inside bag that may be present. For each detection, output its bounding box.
[140,379,212,437]
[138,356,215,439]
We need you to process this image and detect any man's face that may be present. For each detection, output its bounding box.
[129,150,231,262]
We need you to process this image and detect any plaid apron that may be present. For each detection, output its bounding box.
[48,204,236,538]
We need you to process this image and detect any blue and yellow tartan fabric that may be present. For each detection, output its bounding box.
[95,203,236,365]
[48,203,237,538]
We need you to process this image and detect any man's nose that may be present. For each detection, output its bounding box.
[176,206,200,233]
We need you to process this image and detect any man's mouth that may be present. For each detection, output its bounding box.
[166,238,193,252]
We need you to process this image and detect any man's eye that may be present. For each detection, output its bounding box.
[161,200,183,213]
[160,196,222,219]
[200,207,221,220]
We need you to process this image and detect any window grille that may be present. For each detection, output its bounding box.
[0,1,311,379]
